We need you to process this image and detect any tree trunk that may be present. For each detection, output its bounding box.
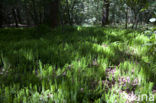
[135,14,139,29]
[132,13,136,29]
[44,0,60,28]
[12,8,18,27]
[102,0,110,26]
[125,8,128,29]
[16,8,22,24]
[132,8,140,29]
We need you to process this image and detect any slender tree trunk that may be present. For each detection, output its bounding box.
[132,13,136,29]
[16,8,22,24]
[135,14,139,29]
[132,9,140,29]
[125,8,128,29]
[102,0,110,26]
[105,0,109,24]
[12,8,18,27]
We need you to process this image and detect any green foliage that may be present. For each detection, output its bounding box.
[0,26,155,102]
[145,27,156,80]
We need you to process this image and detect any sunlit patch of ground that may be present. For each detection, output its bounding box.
[0,26,155,103]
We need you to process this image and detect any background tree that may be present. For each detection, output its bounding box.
[122,0,148,29]
[43,0,60,27]
[102,0,110,26]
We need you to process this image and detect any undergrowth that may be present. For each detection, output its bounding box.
[0,26,155,103]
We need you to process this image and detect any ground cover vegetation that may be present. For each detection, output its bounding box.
[0,0,156,103]
[0,26,155,102]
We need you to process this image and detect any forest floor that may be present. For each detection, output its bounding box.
[0,26,156,103]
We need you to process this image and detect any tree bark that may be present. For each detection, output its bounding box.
[125,8,128,29]
[16,8,22,24]
[135,14,139,29]
[132,12,136,29]
[102,0,110,26]
[44,0,60,28]
[12,8,18,27]
[132,12,139,29]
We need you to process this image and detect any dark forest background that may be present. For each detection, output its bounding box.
[0,0,155,28]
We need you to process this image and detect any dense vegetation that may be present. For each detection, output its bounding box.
[0,0,156,103]
[0,26,156,102]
